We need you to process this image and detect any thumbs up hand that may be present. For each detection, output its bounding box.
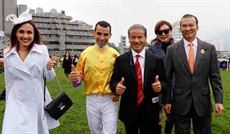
[69,65,82,87]
[68,65,79,81]
[46,57,56,70]
[152,75,161,92]
[115,77,126,95]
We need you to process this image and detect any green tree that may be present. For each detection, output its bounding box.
[108,42,119,52]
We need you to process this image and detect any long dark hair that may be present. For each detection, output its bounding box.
[10,20,42,51]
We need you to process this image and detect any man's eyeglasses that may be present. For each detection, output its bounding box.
[157,29,170,35]
[96,32,110,37]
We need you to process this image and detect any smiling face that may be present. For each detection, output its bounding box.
[93,25,111,46]
[129,28,147,53]
[157,24,172,43]
[16,23,34,49]
[180,16,199,42]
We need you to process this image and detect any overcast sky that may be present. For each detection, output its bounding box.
[17,0,229,46]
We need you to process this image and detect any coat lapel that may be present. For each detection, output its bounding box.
[144,50,150,89]
[194,39,205,72]
[177,41,191,73]
[128,51,137,81]
[5,45,43,77]
[7,51,32,76]
[24,53,36,70]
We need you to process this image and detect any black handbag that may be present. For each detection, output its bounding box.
[43,76,73,120]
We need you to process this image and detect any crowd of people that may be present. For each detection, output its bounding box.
[1,8,224,134]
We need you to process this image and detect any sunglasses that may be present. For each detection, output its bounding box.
[157,29,170,35]
[96,32,110,37]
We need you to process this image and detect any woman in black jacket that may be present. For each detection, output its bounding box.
[148,20,174,134]
[62,52,72,78]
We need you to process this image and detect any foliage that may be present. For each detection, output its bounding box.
[109,42,120,52]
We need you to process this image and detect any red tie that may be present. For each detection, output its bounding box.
[188,43,194,74]
[135,55,143,105]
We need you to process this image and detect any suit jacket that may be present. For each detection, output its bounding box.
[164,38,223,116]
[110,50,167,126]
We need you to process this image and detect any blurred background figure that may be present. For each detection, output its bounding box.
[72,54,79,67]
[62,52,72,78]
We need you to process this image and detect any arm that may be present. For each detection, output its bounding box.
[110,57,122,94]
[158,59,167,92]
[163,47,173,104]
[43,45,56,80]
[209,45,223,103]
[163,46,174,113]
[209,45,224,115]
[4,58,13,102]
[69,54,84,87]
[62,58,65,68]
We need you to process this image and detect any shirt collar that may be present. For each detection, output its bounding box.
[131,48,146,58]
[95,44,108,50]
[183,38,198,48]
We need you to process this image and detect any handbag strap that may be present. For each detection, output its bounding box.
[43,71,64,103]
[44,75,46,102]
[54,75,64,92]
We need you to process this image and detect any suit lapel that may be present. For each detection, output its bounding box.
[177,41,191,73]
[144,50,150,89]
[128,51,137,81]
[194,39,205,72]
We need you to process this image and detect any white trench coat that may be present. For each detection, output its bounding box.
[2,44,60,134]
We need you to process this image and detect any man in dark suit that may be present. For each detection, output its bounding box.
[164,14,224,134]
[110,24,167,134]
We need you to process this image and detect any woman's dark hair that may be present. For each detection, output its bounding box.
[10,20,42,51]
[64,52,71,58]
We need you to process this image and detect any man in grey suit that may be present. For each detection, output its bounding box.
[164,14,224,134]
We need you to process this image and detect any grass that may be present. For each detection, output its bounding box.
[0,67,229,134]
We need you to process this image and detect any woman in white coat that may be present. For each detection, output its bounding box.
[2,9,60,134]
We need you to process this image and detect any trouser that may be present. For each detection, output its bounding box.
[124,101,160,134]
[164,112,174,134]
[86,94,118,134]
[165,119,173,134]
[174,104,211,134]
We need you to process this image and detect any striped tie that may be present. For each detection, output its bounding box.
[135,55,143,105]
